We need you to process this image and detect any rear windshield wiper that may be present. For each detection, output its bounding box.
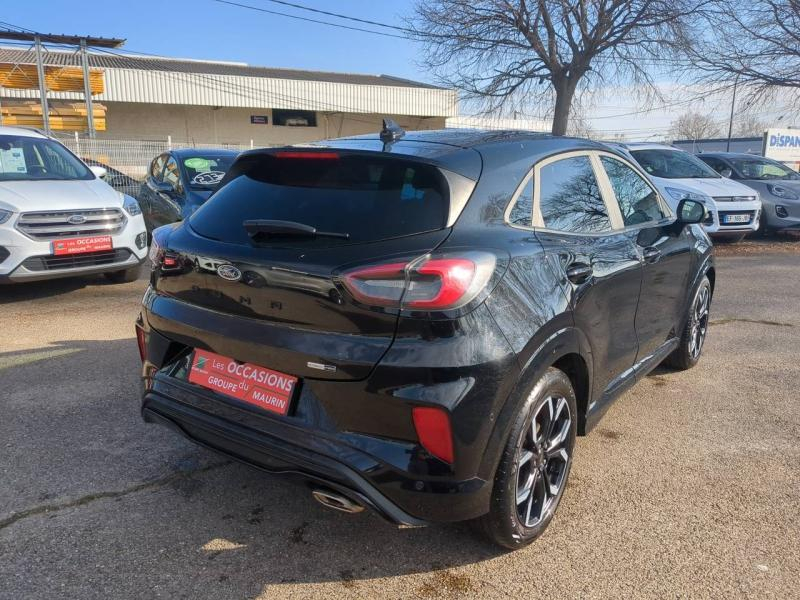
[243,219,350,240]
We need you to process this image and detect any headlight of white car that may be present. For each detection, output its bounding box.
[766,184,799,201]
[664,187,710,203]
[122,195,142,216]
[0,209,12,224]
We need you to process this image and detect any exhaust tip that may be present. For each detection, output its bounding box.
[312,489,365,514]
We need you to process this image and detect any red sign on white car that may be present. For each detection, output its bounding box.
[52,235,113,256]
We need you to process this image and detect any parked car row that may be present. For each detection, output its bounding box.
[4,124,798,286]
[610,143,761,241]
[0,126,238,284]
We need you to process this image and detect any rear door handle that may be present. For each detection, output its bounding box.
[642,247,661,263]
[566,262,593,284]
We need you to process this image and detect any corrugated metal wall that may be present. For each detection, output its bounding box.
[3,67,459,117]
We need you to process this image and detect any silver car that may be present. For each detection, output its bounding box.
[696,152,800,233]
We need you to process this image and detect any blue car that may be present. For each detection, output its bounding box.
[139,148,239,233]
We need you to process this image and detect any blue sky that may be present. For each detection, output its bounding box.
[1,1,428,81]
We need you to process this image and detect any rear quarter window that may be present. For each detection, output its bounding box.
[190,153,449,246]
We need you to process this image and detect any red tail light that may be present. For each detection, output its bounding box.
[412,406,454,463]
[341,253,496,311]
[408,258,475,309]
[135,324,146,362]
[274,151,339,160]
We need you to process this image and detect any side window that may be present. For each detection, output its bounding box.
[508,174,533,226]
[150,154,167,181]
[700,156,730,176]
[163,157,183,193]
[538,155,612,233]
[600,156,667,226]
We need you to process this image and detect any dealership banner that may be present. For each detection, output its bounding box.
[763,128,800,169]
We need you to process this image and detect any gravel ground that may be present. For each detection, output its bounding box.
[1,251,798,599]
[713,230,800,256]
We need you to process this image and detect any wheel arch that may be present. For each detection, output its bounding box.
[706,265,716,298]
[552,352,591,436]
[477,326,594,481]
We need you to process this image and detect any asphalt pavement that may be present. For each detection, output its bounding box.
[1,253,798,599]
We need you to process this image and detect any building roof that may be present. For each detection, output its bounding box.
[696,151,763,157]
[673,136,762,145]
[0,47,442,89]
[0,31,125,48]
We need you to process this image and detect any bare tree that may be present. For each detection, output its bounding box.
[566,114,597,139]
[669,111,722,140]
[686,0,800,97]
[734,113,768,137]
[410,1,709,136]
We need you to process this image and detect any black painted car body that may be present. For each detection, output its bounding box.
[138,148,239,233]
[137,130,714,536]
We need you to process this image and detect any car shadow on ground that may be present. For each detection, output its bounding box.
[0,266,147,304]
[1,338,507,597]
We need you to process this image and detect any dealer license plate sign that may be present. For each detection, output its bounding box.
[188,349,298,416]
[52,235,113,256]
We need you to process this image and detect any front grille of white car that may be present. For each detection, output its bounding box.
[16,208,126,240]
[712,196,756,203]
[20,248,133,271]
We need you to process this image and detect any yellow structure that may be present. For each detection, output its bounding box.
[0,63,104,94]
[0,101,107,131]
[0,63,106,131]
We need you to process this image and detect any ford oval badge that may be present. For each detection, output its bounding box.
[216,264,242,281]
[67,214,87,225]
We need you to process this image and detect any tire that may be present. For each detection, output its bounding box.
[474,367,577,549]
[756,216,771,238]
[665,275,711,370]
[104,267,140,284]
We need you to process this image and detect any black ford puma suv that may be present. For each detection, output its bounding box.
[137,127,714,549]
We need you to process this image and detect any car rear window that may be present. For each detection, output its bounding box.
[189,153,449,246]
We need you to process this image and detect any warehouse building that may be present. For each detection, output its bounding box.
[0,46,458,145]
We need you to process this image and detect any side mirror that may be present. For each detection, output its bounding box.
[147,177,176,196]
[676,199,705,225]
[89,165,107,179]
[719,167,733,178]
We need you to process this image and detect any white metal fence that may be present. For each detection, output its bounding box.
[54,134,265,180]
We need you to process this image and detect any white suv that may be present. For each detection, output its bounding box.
[611,142,762,241]
[0,127,147,283]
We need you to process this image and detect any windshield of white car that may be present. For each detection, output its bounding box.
[728,157,800,180]
[0,135,93,181]
[631,149,720,179]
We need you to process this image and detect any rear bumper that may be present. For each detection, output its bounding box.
[141,373,494,525]
[142,390,429,526]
